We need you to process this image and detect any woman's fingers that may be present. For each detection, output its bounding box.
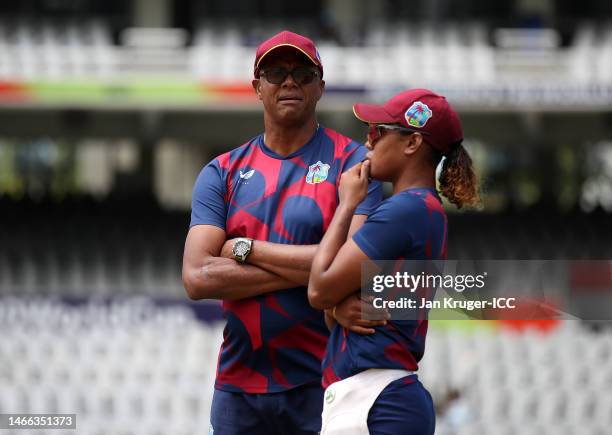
[348,325,376,335]
[355,319,386,327]
[360,297,390,320]
[360,160,370,181]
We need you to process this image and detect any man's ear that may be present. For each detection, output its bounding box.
[403,133,424,156]
[252,79,262,100]
[316,79,325,101]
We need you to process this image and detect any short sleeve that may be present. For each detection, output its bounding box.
[341,143,383,215]
[190,161,227,229]
[352,196,427,260]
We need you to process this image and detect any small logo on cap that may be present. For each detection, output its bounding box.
[405,101,433,128]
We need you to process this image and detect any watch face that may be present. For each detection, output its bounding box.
[234,241,249,256]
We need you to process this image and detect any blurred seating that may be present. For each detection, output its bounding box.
[0,302,223,435]
[0,300,610,435]
[0,19,115,80]
[0,196,611,297]
[1,19,612,89]
[420,321,612,435]
[0,197,185,297]
[188,21,496,86]
[187,20,612,88]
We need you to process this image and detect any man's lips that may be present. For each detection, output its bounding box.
[278,96,303,102]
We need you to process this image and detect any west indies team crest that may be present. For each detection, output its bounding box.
[306,161,330,184]
[405,101,433,128]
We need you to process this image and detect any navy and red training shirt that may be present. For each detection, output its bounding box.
[190,126,382,393]
[322,187,447,388]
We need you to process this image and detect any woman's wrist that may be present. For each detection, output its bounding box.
[337,201,358,215]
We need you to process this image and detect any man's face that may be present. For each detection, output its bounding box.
[253,48,325,126]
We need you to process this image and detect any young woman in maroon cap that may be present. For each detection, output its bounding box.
[308,89,479,434]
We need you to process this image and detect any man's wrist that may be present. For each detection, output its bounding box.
[231,238,253,263]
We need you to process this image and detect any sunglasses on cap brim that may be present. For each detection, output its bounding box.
[367,124,427,144]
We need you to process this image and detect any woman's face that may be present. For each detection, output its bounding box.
[365,125,410,182]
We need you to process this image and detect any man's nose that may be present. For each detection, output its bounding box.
[281,72,298,87]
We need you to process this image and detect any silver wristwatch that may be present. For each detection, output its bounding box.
[231,238,253,263]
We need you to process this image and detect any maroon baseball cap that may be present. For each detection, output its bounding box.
[254,30,323,78]
[353,89,463,155]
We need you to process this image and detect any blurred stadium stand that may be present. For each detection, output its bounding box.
[2,19,612,99]
[0,298,223,435]
[1,1,611,434]
[1,301,611,435]
[421,321,612,435]
[1,196,612,298]
[0,20,115,80]
[0,196,186,297]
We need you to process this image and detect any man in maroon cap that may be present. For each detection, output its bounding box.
[183,30,382,434]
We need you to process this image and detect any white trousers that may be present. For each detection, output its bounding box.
[320,369,414,435]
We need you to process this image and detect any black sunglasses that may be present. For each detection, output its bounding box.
[260,67,320,85]
[367,124,423,144]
